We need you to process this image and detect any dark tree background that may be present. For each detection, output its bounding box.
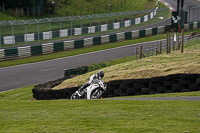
[0,0,36,8]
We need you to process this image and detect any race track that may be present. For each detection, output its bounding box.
[109,96,200,101]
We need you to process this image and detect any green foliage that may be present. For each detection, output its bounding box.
[0,0,35,8]
[88,61,109,72]
[87,56,136,72]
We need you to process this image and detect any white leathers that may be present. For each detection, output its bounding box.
[87,74,101,84]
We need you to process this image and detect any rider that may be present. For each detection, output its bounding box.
[78,70,104,94]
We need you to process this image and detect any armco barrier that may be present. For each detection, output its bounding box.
[0,25,173,61]
[64,66,88,77]
[32,73,200,100]
[1,21,199,61]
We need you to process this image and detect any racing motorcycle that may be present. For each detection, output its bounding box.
[70,80,106,100]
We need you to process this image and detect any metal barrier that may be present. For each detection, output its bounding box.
[64,66,88,77]
[0,25,168,61]
[0,7,167,48]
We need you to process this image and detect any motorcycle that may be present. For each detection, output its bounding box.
[70,80,106,100]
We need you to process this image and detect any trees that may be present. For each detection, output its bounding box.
[64,0,68,5]
[1,0,36,8]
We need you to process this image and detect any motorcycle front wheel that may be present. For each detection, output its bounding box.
[90,88,103,99]
[70,92,80,100]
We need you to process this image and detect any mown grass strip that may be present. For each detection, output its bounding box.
[0,98,199,133]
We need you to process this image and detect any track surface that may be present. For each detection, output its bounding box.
[0,0,200,92]
[108,96,200,101]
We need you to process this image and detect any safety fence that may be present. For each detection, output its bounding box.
[32,73,200,100]
[0,7,167,47]
[0,25,167,61]
[1,20,200,61]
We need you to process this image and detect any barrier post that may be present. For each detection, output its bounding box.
[71,19,73,37]
[136,47,138,60]
[140,46,142,59]
[0,22,2,49]
[169,33,171,53]
[160,41,162,54]
[155,44,158,55]
[181,29,184,53]
[146,50,148,57]
[139,46,145,59]
[166,32,168,54]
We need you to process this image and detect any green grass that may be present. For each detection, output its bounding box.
[1,100,200,133]
[1,35,200,132]
[0,87,200,133]
[0,0,156,21]
[0,11,16,20]
[58,0,156,16]
[0,86,34,100]
[0,89,200,133]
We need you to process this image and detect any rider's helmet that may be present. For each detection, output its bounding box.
[97,70,104,79]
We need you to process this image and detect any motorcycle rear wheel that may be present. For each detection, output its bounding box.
[91,88,103,99]
[70,92,80,100]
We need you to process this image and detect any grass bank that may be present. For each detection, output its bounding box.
[0,86,200,133]
[53,35,200,89]
[0,95,199,133]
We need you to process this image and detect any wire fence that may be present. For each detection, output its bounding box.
[0,7,170,49]
[187,5,200,23]
[135,31,200,60]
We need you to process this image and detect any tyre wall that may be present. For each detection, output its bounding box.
[32,73,200,100]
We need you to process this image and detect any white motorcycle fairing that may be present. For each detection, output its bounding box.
[70,79,106,100]
[86,84,100,99]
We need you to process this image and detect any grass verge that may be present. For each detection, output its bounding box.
[0,34,200,132]
[0,97,199,133]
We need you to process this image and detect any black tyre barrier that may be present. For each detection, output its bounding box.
[32,73,200,100]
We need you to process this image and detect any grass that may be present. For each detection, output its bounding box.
[0,35,200,132]
[58,0,156,16]
[0,100,200,133]
[0,0,156,21]
[0,86,200,133]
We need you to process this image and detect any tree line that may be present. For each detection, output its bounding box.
[0,0,39,9]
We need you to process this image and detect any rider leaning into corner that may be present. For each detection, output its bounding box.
[79,70,105,93]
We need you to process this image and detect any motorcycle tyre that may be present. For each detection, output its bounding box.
[70,92,80,100]
[90,88,103,99]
